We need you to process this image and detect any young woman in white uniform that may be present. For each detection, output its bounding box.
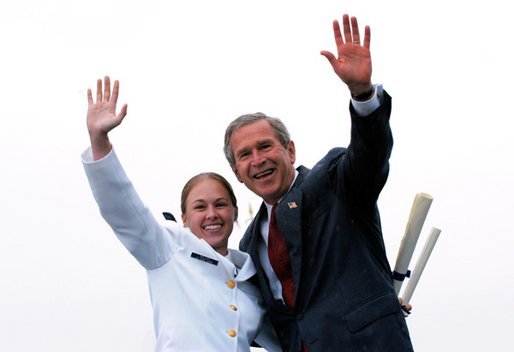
[81,76,280,352]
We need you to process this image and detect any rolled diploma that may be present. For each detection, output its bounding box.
[401,227,441,304]
[393,193,433,294]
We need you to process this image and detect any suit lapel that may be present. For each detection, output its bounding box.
[277,187,304,300]
[245,203,279,303]
[274,166,308,300]
[245,202,268,257]
[244,167,310,304]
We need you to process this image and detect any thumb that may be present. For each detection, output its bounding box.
[115,104,128,125]
[320,50,337,66]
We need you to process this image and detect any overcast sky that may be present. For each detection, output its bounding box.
[1,1,513,351]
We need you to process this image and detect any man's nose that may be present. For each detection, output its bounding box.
[250,150,265,165]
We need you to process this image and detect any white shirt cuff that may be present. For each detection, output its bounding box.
[351,84,384,116]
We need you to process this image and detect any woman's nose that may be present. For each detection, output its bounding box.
[205,205,218,219]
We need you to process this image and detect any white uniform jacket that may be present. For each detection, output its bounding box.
[82,147,280,352]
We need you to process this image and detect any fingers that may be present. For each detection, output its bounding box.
[323,13,370,60]
[401,305,411,317]
[350,16,360,45]
[111,79,120,105]
[332,20,344,57]
[398,297,411,316]
[91,76,119,104]
[363,25,371,49]
[339,14,369,47]
[342,14,352,45]
[103,76,111,101]
[87,88,93,106]
[96,79,102,102]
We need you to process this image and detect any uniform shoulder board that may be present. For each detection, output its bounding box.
[162,212,176,222]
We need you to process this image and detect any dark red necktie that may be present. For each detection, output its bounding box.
[268,204,296,309]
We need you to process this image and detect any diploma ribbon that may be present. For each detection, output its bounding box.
[392,270,411,282]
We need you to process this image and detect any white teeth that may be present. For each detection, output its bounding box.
[255,169,273,179]
[204,225,221,231]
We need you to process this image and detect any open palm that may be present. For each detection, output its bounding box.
[320,14,372,95]
[87,76,127,136]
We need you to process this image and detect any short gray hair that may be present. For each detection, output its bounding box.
[223,112,291,166]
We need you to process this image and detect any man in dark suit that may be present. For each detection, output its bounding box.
[223,14,414,352]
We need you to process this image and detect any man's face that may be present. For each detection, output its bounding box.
[229,119,296,205]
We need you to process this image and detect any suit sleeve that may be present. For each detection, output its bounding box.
[336,88,393,207]
[82,147,173,270]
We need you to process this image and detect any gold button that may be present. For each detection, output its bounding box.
[229,304,238,311]
[227,329,237,337]
[227,280,236,289]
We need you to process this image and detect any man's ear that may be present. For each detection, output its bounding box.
[181,213,188,227]
[288,140,296,165]
[232,166,243,183]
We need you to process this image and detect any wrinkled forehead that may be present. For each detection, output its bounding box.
[231,119,278,145]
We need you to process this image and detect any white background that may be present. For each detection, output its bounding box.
[1,1,513,351]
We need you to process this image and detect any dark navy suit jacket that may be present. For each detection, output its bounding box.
[240,91,414,352]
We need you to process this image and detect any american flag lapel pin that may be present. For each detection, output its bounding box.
[287,202,297,209]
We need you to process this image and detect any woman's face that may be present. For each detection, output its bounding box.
[181,178,237,255]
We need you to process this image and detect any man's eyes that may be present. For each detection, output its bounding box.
[238,144,273,160]
[238,151,250,160]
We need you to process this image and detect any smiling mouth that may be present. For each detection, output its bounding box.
[203,224,222,231]
[254,169,274,179]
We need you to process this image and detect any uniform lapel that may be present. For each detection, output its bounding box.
[189,238,235,280]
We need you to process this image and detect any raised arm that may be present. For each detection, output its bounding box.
[83,76,173,270]
[87,76,128,160]
[320,14,373,98]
